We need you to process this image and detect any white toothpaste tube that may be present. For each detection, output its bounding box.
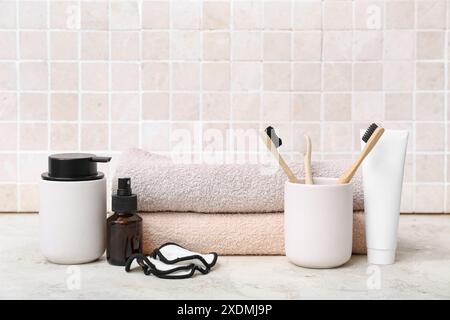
[361,129,409,265]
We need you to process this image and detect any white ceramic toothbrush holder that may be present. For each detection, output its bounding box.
[284,177,353,269]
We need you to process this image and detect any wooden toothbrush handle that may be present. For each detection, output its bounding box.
[304,135,313,184]
[260,132,299,183]
[337,127,385,184]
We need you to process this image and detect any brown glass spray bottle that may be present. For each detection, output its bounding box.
[107,178,142,266]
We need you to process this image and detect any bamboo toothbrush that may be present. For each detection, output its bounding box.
[261,126,300,183]
[337,123,384,184]
[304,135,313,184]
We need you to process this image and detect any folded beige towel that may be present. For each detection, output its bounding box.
[142,211,367,255]
[115,148,364,213]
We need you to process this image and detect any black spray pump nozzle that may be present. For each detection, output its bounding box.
[91,156,112,163]
[264,126,283,148]
[113,178,138,213]
[117,178,132,196]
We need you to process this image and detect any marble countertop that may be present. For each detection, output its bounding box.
[0,214,449,300]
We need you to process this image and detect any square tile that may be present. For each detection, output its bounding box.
[20,92,47,121]
[111,63,139,91]
[384,31,415,60]
[203,32,230,61]
[232,93,260,121]
[231,62,260,91]
[141,123,170,152]
[416,123,444,152]
[0,1,16,29]
[417,0,447,29]
[292,94,321,121]
[322,123,353,152]
[293,123,321,154]
[417,31,445,60]
[263,32,291,61]
[0,154,17,182]
[51,123,78,151]
[170,31,201,60]
[203,63,230,91]
[50,1,77,29]
[262,93,291,121]
[110,1,140,30]
[81,63,109,91]
[293,63,321,91]
[353,63,382,91]
[0,63,16,90]
[142,32,169,60]
[416,155,444,183]
[111,123,139,151]
[111,93,140,121]
[50,93,78,121]
[81,32,109,60]
[416,63,445,90]
[415,185,444,213]
[0,124,17,151]
[203,1,230,29]
[142,1,169,29]
[323,31,353,61]
[383,62,414,91]
[172,93,200,121]
[51,63,78,91]
[20,62,48,91]
[354,1,384,30]
[19,1,47,29]
[324,94,352,121]
[293,1,322,30]
[293,31,322,61]
[385,93,413,121]
[386,1,415,29]
[81,123,109,150]
[232,31,261,61]
[0,92,17,120]
[18,153,47,183]
[353,31,382,60]
[20,31,47,59]
[81,1,109,30]
[323,0,352,30]
[171,0,200,29]
[20,123,48,151]
[232,1,263,30]
[353,93,384,121]
[264,1,291,30]
[416,93,444,121]
[50,31,78,60]
[171,62,200,91]
[142,93,169,120]
[111,32,140,60]
[0,32,16,59]
[202,93,230,121]
[81,94,108,121]
[142,62,170,90]
[263,63,290,91]
[323,63,352,92]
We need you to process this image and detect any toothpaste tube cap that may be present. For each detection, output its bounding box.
[367,249,396,265]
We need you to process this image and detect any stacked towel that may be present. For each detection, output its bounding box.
[114,149,364,213]
[114,148,367,255]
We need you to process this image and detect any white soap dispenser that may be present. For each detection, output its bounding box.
[39,153,111,264]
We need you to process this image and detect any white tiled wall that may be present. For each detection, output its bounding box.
[0,0,449,213]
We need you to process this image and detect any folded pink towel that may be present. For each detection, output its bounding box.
[115,148,364,213]
[141,211,367,255]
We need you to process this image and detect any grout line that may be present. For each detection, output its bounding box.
[77,0,81,152]
[412,0,418,212]
[15,0,20,211]
[444,0,449,212]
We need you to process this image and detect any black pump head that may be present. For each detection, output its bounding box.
[112,177,137,213]
[117,178,132,196]
[264,126,283,148]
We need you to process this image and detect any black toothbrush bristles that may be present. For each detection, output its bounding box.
[264,126,283,148]
[362,123,379,143]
